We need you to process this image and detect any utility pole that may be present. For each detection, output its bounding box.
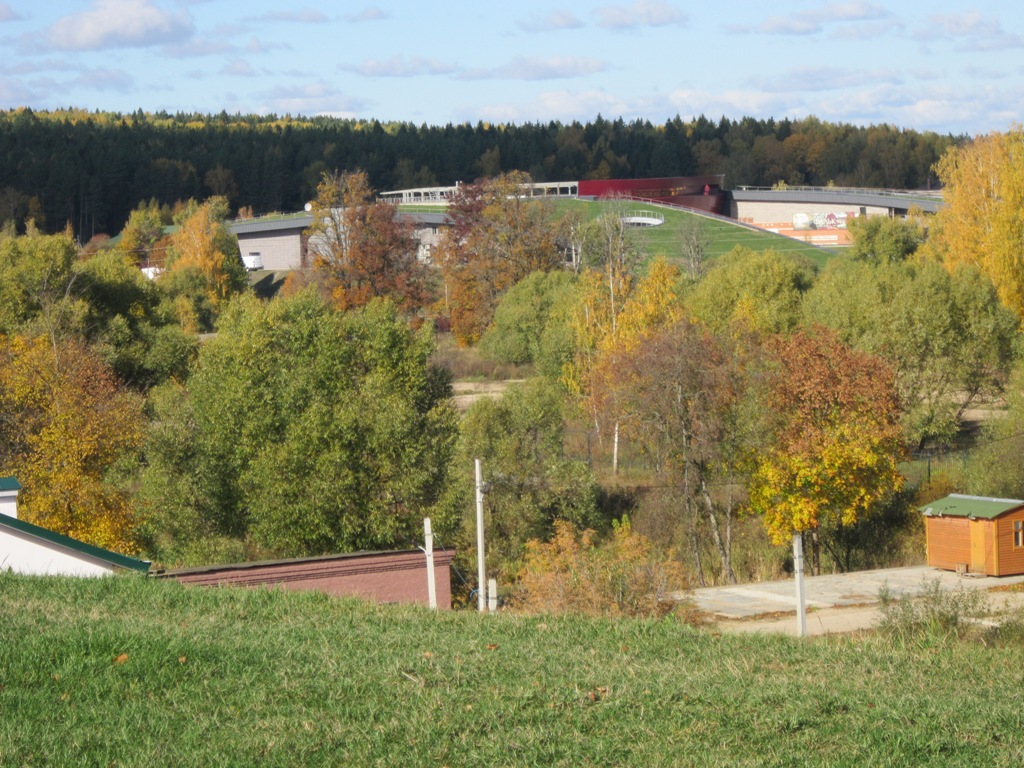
[475,459,487,613]
[793,531,807,638]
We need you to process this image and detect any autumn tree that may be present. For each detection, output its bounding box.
[592,317,765,585]
[0,335,144,553]
[478,269,577,366]
[748,328,904,574]
[803,258,1016,449]
[920,128,1024,319]
[161,196,246,327]
[516,519,686,617]
[117,200,166,267]
[306,170,432,315]
[437,172,563,345]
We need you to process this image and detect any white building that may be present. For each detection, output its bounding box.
[0,477,150,577]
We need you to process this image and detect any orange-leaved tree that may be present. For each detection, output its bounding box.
[436,172,563,344]
[307,170,432,315]
[0,334,145,552]
[748,327,904,574]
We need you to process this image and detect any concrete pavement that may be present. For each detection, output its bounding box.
[689,565,1024,636]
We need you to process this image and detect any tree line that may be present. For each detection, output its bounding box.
[2,127,1023,608]
[0,108,959,241]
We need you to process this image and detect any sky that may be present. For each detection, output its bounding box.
[1,0,1022,136]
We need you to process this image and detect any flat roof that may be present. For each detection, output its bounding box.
[920,493,1024,520]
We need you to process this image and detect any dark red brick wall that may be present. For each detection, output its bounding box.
[161,549,454,609]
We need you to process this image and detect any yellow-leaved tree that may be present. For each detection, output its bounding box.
[748,328,905,574]
[0,335,145,552]
[920,128,1024,319]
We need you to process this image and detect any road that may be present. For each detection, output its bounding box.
[689,565,1024,637]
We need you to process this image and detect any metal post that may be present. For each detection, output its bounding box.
[793,531,807,638]
[423,517,437,610]
[475,459,486,613]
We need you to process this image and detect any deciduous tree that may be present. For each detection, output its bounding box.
[437,172,563,344]
[920,129,1024,319]
[748,328,904,574]
[0,335,144,552]
[307,170,432,315]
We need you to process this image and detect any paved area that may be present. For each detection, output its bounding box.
[689,565,1024,637]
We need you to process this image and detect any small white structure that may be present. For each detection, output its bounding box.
[0,477,149,578]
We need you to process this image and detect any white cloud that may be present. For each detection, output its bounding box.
[917,11,1024,51]
[518,10,585,33]
[222,59,257,77]
[595,1,686,30]
[346,8,387,23]
[0,2,23,22]
[45,0,193,51]
[350,56,459,78]
[748,65,902,93]
[735,1,892,37]
[459,56,610,81]
[251,10,328,24]
[257,81,371,116]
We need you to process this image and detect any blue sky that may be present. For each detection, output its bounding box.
[1,1,1021,136]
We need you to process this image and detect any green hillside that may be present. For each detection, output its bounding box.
[2,573,1022,766]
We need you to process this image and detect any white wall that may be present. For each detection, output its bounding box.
[0,527,116,577]
[0,491,17,519]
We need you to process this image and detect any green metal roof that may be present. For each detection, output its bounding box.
[0,514,150,572]
[0,477,21,492]
[920,494,1024,520]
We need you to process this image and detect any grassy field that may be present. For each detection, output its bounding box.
[3,573,1024,766]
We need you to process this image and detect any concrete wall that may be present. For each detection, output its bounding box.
[236,231,306,271]
[0,527,116,577]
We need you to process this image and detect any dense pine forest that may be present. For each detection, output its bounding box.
[0,108,960,239]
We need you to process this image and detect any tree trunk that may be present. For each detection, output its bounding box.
[811,529,821,576]
[701,482,736,584]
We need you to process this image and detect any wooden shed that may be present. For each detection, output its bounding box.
[921,494,1024,576]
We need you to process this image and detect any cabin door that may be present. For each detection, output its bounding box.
[970,521,989,575]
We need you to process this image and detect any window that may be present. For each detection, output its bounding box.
[1015,520,1023,548]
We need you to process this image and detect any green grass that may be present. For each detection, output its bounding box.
[549,199,837,269]
[3,573,1024,766]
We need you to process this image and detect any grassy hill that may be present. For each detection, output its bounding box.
[399,199,836,270]
[2,573,1023,766]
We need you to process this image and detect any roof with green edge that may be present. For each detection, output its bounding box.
[0,514,150,572]
[0,477,21,492]
[920,494,1024,520]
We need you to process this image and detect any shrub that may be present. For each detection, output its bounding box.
[877,579,991,642]
[515,519,688,618]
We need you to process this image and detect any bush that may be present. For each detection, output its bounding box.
[515,519,688,618]
[877,579,991,642]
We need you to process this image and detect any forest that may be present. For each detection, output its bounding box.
[1,120,1021,613]
[0,108,959,242]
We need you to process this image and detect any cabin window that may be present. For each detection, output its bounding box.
[1015,520,1024,548]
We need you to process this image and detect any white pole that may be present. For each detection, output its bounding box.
[475,459,487,613]
[423,517,437,610]
[793,531,807,638]
[488,578,498,612]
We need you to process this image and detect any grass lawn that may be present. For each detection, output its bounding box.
[2,573,1024,766]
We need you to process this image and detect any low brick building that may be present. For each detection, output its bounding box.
[159,548,455,609]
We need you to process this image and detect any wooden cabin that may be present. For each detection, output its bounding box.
[921,494,1024,576]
